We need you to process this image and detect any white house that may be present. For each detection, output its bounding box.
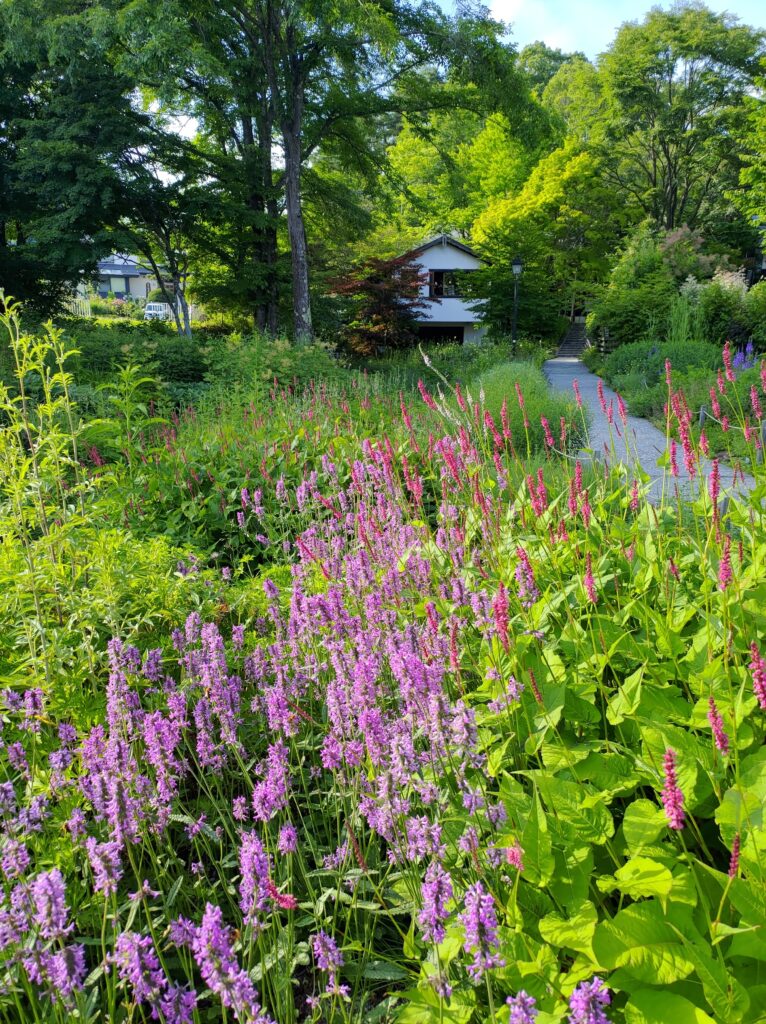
[95,254,158,300]
[404,234,487,344]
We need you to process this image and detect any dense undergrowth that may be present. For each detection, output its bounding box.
[1,304,766,1024]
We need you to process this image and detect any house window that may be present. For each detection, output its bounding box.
[429,270,463,298]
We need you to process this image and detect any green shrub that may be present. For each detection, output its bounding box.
[744,280,766,349]
[471,361,583,454]
[205,332,347,390]
[698,269,749,345]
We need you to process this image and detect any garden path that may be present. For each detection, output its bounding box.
[544,355,753,503]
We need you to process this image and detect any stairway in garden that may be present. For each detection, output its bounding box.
[556,320,588,358]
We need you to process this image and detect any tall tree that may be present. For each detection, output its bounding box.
[598,3,764,233]
[0,1,149,314]
[119,0,514,342]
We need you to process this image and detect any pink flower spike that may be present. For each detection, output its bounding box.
[723,340,735,384]
[584,553,597,603]
[718,535,732,591]
[572,379,582,408]
[750,386,763,422]
[729,834,741,878]
[749,643,766,709]
[707,697,729,756]
[661,748,685,830]
[541,416,554,447]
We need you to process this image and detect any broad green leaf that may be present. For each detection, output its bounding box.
[592,901,697,984]
[520,791,555,886]
[622,800,667,854]
[607,666,644,724]
[539,900,597,955]
[681,943,750,1023]
[610,857,674,900]
[625,990,715,1024]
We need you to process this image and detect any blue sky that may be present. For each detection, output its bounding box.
[480,1,765,58]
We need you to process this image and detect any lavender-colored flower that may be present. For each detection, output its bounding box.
[160,984,198,1024]
[278,823,298,854]
[85,837,123,896]
[239,832,271,925]
[405,816,445,862]
[252,739,290,822]
[232,625,245,649]
[232,796,249,822]
[568,977,611,1024]
[507,991,538,1024]
[47,945,86,1005]
[22,688,44,732]
[0,782,16,817]
[1,840,30,879]
[112,932,166,1009]
[31,869,70,940]
[193,904,265,1021]
[418,861,453,944]
[7,742,29,776]
[168,916,197,948]
[488,675,524,714]
[142,648,163,682]
[311,930,345,993]
[458,881,504,981]
[661,748,685,830]
[515,548,539,608]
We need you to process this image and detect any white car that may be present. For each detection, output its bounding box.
[144,302,172,321]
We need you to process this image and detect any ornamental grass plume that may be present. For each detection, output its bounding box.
[661,748,685,830]
[569,977,611,1024]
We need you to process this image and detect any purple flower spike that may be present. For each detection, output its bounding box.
[31,869,70,940]
[568,977,611,1024]
[418,861,453,944]
[508,990,538,1024]
[193,903,267,1021]
[457,881,505,982]
[112,932,166,1010]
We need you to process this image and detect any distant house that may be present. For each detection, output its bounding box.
[403,234,487,344]
[95,255,157,299]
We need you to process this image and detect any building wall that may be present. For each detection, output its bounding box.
[411,239,485,333]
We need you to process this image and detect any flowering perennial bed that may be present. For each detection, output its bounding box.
[1,313,766,1023]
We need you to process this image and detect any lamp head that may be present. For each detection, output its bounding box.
[511,256,523,277]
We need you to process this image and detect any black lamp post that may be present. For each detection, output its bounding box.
[511,256,523,358]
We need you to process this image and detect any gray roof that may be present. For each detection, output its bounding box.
[405,233,482,260]
[97,259,152,277]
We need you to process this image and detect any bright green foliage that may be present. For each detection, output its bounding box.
[0,2,149,314]
[2,307,766,1022]
[588,226,678,345]
[475,141,626,337]
[598,4,764,234]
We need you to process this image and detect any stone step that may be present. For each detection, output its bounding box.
[556,321,588,357]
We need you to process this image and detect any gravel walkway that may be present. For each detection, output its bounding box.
[544,355,752,502]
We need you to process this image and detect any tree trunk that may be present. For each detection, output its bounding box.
[283,122,312,344]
